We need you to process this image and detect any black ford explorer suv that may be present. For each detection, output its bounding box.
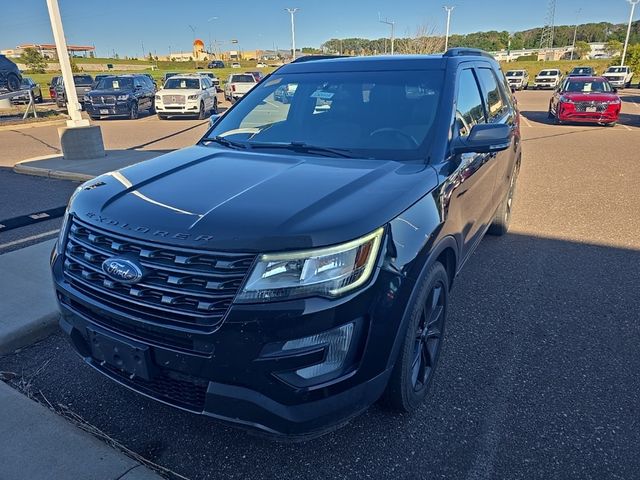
[51,49,521,437]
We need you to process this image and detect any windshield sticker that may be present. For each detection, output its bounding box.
[113,81,119,89]
[311,90,334,100]
[583,83,592,92]
[180,80,187,88]
[264,78,282,87]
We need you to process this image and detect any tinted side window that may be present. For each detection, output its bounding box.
[455,69,485,137]
[477,68,508,122]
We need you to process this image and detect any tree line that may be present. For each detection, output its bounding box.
[320,20,640,55]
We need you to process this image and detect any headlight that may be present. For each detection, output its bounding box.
[187,94,200,100]
[236,227,384,303]
[560,96,574,104]
[609,98,621,105]
[116,94,129,101]
[56,184,85,254]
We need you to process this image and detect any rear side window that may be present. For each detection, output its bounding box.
[477,68,509,122]
[455,69,485,137]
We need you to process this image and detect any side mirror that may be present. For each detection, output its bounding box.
[452,124,512,155]
[209,113,222,127]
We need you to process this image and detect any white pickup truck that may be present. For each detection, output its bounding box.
[533,69,562,90]
[602,66,634,89]
[223,73,257,103]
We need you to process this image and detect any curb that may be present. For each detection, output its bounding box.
[0,240,61,356]
[13,162,92,182]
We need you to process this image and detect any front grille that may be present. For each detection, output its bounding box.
[536,78,553,83]
[162,94,185,105]
[101,363,208,411]
[62,217,255,329]
[92,95,116,105]
[574,101,608,113]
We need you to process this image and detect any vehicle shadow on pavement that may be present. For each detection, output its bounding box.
[0,233,639,480]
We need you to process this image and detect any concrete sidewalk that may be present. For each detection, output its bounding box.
[0,381,162,479]
[13,149,166,181]
[0,239,59,356]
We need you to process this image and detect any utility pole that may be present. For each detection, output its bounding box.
[444,6,455,52]
[45,0,87,127]
[570,8,582,61]
[285,8,299,60]
[621,0,640,66]
[379,13,396,55]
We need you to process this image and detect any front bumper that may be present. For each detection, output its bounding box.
[51,246,410,436]
[533,81,557,89]
[557,103,620,124]
[156,102,201,115]
[604,79,626,87]
[85,102,131,117]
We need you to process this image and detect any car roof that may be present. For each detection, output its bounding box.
[278,55,464,74]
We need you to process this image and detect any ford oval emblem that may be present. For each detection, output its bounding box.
[101,258,143,284]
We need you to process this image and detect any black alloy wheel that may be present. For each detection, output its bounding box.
[382,261,449,412]
[411,281,446,391]
[129,102,139,120]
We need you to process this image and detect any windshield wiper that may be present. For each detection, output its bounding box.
[200,136,248,150]
[247,142,353,158]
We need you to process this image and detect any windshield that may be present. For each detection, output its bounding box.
[231,74,256,83]
[606,67,626,73]
[164,78,200,89]
[506,71,524,77]
[538,70,558,76]
[95,77,133,90]
[204,70,444,161]
[563,80,613,93]
[571,68,592,75]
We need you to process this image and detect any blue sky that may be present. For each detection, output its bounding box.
[0,0,636,57]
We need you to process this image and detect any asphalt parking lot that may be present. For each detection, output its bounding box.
[1,89,639,480]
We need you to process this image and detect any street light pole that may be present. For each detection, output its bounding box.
[621,0,640,66]
[570,8,582,61]
[285,8,299,60]
[379,14,396,55]
[45,0,88,127]
[444,6,455,52]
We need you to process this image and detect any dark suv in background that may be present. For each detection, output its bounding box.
[0,54,22,91]
[55,74,94,107]
[52,49,521,437]
[84,74,156,120]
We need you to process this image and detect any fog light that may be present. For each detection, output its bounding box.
[283,323,354,379]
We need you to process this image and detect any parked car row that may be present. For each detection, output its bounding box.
[507,65,636,91]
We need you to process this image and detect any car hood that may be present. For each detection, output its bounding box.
[158,89,201,96]
[562,92,619,102]
[70,146,438,252]
[88,89,133,96]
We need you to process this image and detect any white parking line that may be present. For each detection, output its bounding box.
[621,124,632,131]
[522,116,533,127]
[0,229,59,250]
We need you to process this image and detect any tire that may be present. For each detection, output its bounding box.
[547,108,554,120]
[89,115,100,120]
[129,102,139,120]
[157,114,167,120]
[606,122,617,127]
[212,97,218,114]
[6,73,21,91]
[35,94,43,103]
[524,84,528,90]
[488,168,517,236]
[149,99,155,114]
[198,101,207,120]
[381,262,449,412]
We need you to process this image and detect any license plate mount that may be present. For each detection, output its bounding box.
[87,327,156,381]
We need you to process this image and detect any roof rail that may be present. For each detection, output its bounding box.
[290,55,348,64]
[444,48,494,59]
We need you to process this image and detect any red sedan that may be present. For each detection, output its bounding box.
[548,76,621,126]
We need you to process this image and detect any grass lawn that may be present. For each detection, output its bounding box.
[28,64,278,99]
